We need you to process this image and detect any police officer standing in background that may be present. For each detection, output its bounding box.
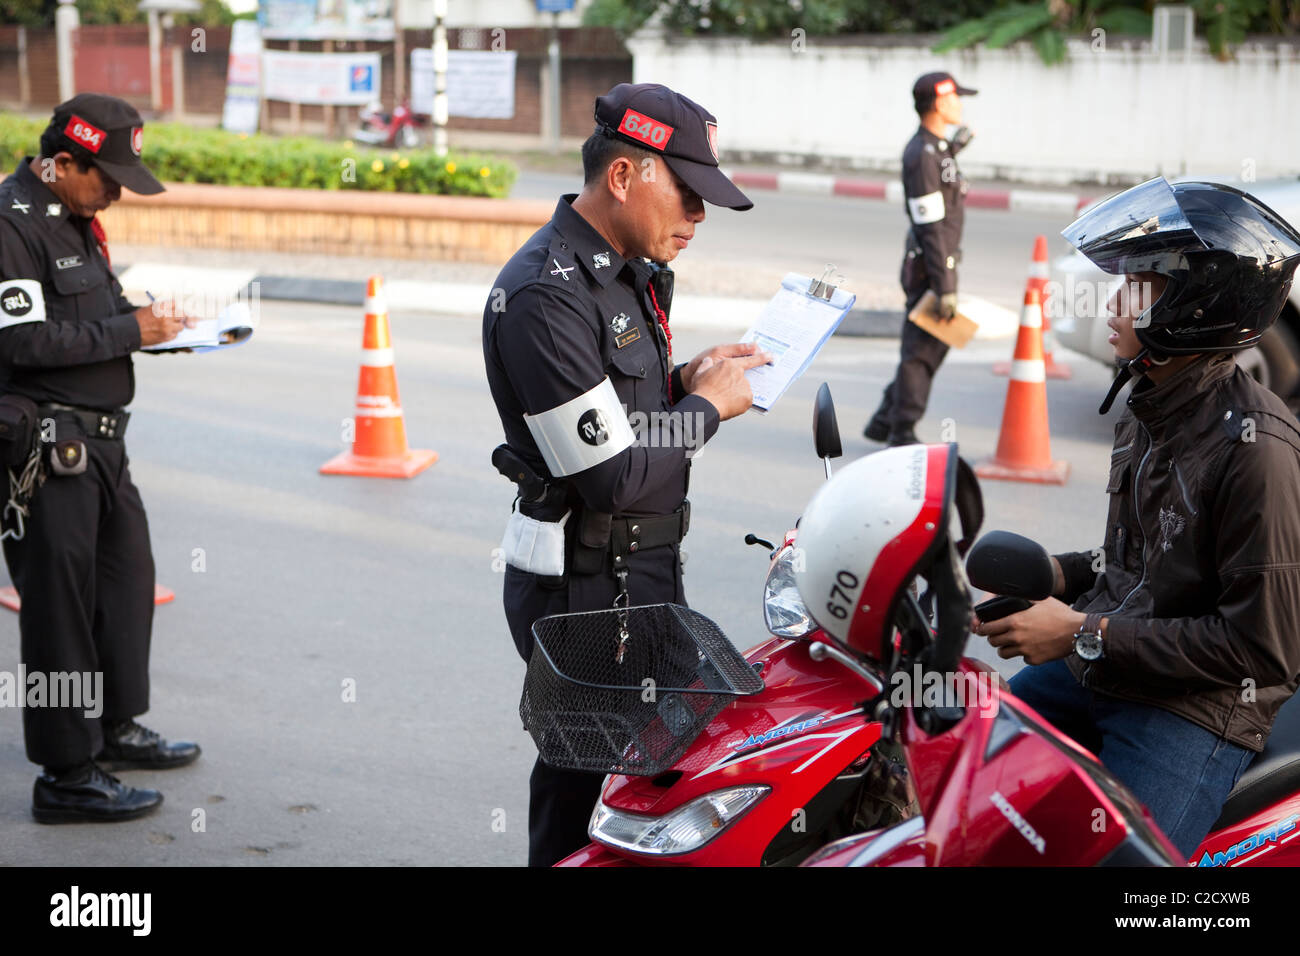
[0,94,201,823]
[865,72,977,446]
[483,83,770,867]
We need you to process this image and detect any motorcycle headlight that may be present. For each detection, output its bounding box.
[764,545,815,638]
[589,786,770,856]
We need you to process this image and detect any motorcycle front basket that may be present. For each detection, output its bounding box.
[520,604,765,777]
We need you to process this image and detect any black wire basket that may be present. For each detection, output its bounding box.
[520,603,765,776]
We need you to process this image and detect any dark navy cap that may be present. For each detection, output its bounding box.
[594,82,752,211]
[47,94,164,195]
[912,72,978,113]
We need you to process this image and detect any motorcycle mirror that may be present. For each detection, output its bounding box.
[813,383,843,474]
[965,530,1055,601]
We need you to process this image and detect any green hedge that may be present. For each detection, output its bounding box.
[0,117,517,198]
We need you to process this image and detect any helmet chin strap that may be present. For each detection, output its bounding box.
[1098,348,1162,414]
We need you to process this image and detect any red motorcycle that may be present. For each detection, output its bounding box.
[352,100,421,149]
[528,387,1300,866]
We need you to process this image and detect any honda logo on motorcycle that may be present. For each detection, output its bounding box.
[989,790,1045,855]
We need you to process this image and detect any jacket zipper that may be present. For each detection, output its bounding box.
[1112,421,1152,614]
[1085,422,1153,688]
[1170,458,1198,516]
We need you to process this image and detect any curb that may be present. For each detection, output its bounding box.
[117,265,1018,341]
[727,171,1091,216]
[245,273,907,337]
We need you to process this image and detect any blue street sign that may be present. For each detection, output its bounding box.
[535,0,575,11]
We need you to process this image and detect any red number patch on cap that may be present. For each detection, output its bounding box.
[934,79,956,97]
[63,115,106,154]
[619,109,674,151]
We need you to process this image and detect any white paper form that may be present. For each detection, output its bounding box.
[740,273,856,412]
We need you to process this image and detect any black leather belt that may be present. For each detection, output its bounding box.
[610,501,690,569]
[38,405,130,440]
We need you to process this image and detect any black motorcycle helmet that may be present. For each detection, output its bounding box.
[1062,176,1300,412]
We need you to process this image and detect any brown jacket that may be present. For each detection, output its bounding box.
[1055,352,1300,752]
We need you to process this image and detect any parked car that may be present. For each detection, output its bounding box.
[1050,176,1300,412]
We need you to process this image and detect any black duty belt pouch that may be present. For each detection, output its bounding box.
[573,510,612,576]
[0,395,38,468]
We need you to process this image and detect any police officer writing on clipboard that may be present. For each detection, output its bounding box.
[0,94,201,823]
[483,83,770,867]
[865,72,976,446]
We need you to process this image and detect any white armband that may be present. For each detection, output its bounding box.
[523,377,635,477]
[0,279,46,330]
[907,191,945,225]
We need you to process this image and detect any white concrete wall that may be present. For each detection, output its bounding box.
[626,30,1300,186]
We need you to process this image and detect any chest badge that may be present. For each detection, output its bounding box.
[1158,506,1186,552]
[610,312,630,335]
[55,256,82,270]
[593,252,611,269]
[550,258,574,281]
[46,203,61,217]
[9,198,29,214]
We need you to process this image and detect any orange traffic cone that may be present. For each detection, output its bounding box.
[994,235,1071,379]
[320,276,438,479]
[0,583,174,612]
[976,287,1069,485]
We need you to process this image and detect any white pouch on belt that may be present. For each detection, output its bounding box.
[500,508,571,576]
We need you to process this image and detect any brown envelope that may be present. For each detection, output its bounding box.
[907,289,978,349]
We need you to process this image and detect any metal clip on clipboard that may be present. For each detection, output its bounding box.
[807,263,841,301]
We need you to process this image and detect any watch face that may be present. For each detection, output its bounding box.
[1075,632,1103,661]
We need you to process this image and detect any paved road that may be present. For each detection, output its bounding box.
[0,299,1119,866]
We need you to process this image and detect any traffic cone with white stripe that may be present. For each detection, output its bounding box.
[320,275,438,479]
[975,287,1069,485]
[994,235,1071,379]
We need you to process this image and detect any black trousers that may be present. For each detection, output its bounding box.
[869,278,952,436]
[505,544,684,868]
[2,435,154,768]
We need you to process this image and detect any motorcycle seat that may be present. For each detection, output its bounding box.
[1212,689,1300,831]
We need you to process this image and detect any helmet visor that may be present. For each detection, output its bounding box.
[1061,177,1203,276]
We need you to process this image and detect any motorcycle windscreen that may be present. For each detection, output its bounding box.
[1061,177,1203,276]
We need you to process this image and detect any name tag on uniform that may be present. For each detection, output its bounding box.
[615,327,641,349]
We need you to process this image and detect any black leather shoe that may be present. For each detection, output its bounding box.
[887,428,921,446]
[863,417,890,442]
[96,719,201,771]
[32,761,163,824]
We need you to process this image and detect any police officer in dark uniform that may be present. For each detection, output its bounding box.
[865,72,977,446]
[0,94,201,823]
[483,83,770,867]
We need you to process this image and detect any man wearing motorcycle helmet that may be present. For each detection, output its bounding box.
[976,177,1300,857]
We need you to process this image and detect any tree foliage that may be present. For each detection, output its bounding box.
[584,0,1300,61]
[584,0,992,36]
[1,0,236,27]
[936,0,1287,63]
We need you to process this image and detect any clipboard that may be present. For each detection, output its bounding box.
[740,265,857,413]
[907,290,978,349]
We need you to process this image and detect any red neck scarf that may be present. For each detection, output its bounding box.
[89,216,110,268]
[646,283,673,402]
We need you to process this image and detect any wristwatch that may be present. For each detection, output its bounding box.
[1073,612,1104,661]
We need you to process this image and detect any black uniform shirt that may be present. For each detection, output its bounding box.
[483,195,720,518]
[0,159,142,410]
[902,127,968,297]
